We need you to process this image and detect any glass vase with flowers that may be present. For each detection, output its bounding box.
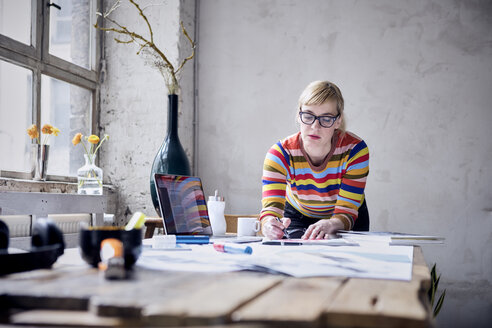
[72,133,109,195]
[27,124,60,181]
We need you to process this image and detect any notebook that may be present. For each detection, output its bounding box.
[153,173,262,243]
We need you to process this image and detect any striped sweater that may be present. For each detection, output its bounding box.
[260,130,369,230]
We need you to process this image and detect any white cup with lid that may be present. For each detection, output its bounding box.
[208,190,226,235]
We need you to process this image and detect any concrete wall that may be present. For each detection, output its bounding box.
[100,0,195,224]
[197,0,492,327]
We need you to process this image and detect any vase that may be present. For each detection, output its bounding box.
[150,94,191,215]
[31,144,49,181]
[77,154,103,195]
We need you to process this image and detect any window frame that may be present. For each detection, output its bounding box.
[0,0,102,181]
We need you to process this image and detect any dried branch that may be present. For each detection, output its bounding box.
[129,0,154,44]
[94,0,195,94]
[176,21,196,74]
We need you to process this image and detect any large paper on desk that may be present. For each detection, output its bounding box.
[137,240,414,281]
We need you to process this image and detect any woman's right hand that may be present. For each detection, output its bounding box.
[261,216,291,239]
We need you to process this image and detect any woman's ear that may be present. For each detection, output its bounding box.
[294,109,301,127]
[335,114,343,129]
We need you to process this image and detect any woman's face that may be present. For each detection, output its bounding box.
[299,101,341,156]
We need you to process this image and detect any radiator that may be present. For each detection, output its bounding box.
[0,214,92,237]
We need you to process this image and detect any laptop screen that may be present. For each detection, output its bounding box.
[154,173,212,235]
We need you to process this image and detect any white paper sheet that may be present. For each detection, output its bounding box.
[136,239,414,281]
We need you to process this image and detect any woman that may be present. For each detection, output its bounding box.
[260,81,369,240]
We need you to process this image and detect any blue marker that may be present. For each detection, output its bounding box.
[175,235,210,244]
[213,242,253,254]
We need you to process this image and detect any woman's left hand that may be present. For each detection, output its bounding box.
[302,218,345,240]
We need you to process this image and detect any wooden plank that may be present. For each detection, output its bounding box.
[323,278,430,328]
[89,270,217,322]
[143,272,282,327]
[322,247,431,328]
[10,307,271,328]
[412,246,431,290]
[231,276,345,327]
[1,263,203,318]
[0,266,96,310]
[10,310,140,327]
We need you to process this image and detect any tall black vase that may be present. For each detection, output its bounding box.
[150,94,191,216]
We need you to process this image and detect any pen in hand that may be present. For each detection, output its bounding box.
[275,217,290,239]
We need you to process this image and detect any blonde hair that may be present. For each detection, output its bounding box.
[297,80,346,131]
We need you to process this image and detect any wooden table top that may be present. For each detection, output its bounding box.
[0,246,432,327]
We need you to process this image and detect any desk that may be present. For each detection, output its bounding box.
[0,246,432,327]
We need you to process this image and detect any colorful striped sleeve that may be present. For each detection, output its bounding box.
[333,138,369,229]
[260,141,290,221]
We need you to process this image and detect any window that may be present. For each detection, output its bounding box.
[0,0,100,179]
[0,61,32,172]
[0,0,31,45]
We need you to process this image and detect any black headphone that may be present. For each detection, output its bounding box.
[0,217,65,275]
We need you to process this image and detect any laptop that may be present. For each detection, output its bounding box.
[153,173,262,243]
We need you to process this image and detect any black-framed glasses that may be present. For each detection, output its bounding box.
[299,111,339,128]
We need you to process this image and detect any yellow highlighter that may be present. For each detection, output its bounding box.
[125,212,146,230]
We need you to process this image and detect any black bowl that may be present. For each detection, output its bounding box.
[79,227,142,269]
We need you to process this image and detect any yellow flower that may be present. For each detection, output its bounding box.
[27,124,39,139]
[42,124,54,135]
[72,133,82,146]
[27,123,59,145]
[88,135,100,144]
[73,133,109,160]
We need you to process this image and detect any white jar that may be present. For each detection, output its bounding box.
[208,191,226,236]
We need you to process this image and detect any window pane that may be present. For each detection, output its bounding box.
[49,0,96,70]
[41,75,92,176]
[0,60,32,172]
[0,0,31,45]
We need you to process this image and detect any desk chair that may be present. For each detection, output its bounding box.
[144,214,259,238]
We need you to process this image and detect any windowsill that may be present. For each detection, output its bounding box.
[0,176,118,220]
[0,176,115,194]
[0,177,118,229]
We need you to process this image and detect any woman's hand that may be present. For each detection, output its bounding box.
[261,216,291,240]
[302,218,344,240]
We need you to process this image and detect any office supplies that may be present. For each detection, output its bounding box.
[143,237,190,251]
[262,238,358,246]
[208,190,227,235]
[213,242,253,254]
[213,236,263,243]
[176,235,210,244]
[125,212,146,230]
[79,226,142,269]
[152,235,177,249]
[262,240,302,246]
[275,217,289,238]
[99,238,126,280]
